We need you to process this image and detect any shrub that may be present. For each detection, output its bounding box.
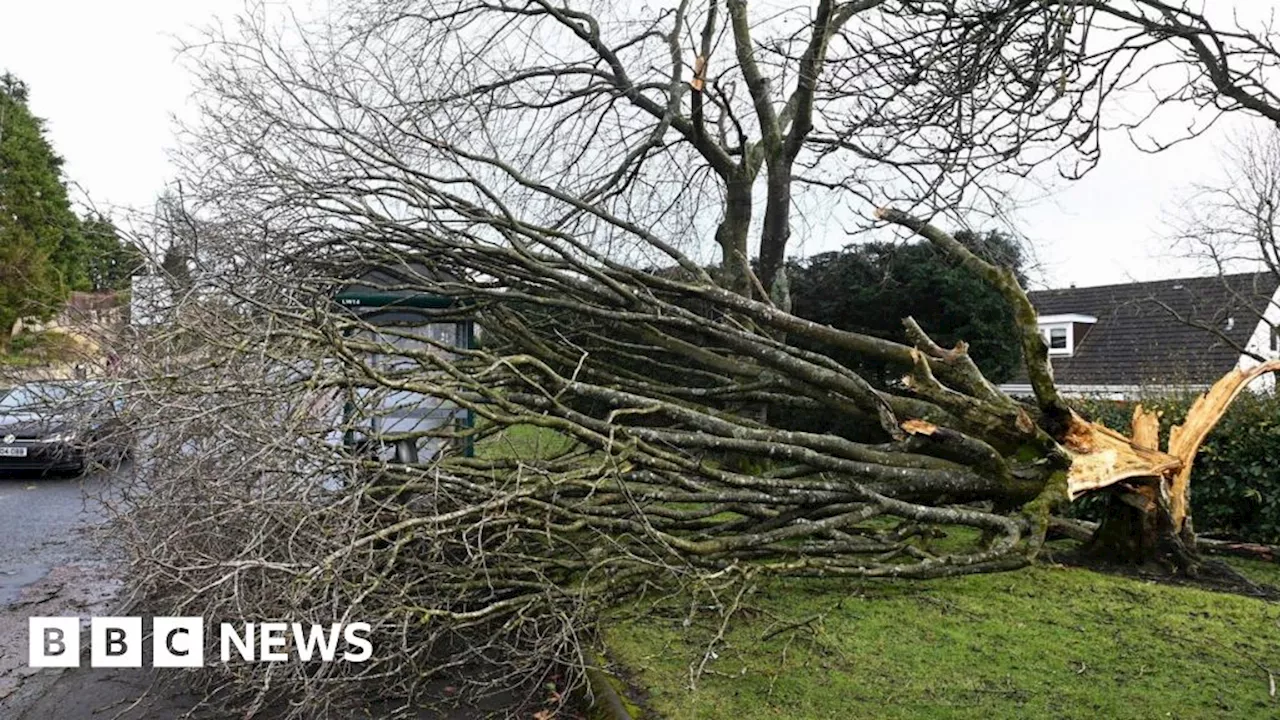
[4,330,84,364]
[1072,391,1280,543]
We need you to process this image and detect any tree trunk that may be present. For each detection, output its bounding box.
[880,211,1280,576]
[1072,360,1280,572]
[1082,486,1200,573]
[716,175,755,299]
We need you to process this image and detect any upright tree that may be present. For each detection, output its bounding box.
[82,214,144,292]
[0,72,85,341]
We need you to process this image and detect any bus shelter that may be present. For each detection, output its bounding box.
[335,267,475,462]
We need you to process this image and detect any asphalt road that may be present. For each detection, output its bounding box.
[0,469,125,714]
[0,470,113,604]
[0,470,512,719]
[0,467,242,720]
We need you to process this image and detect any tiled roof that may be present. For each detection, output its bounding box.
[1011,273,1279,387]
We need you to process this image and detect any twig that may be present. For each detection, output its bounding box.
[760,613,822,642]
[689,579,751,690]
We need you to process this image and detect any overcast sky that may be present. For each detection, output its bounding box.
[1,0,1269,290]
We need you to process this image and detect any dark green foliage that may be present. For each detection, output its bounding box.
[0,73,139,345]
[0,72,85,340]
[82,214,144,291]
[1074,393,1280,543]
[160,246,193,292]
[788,231,1025,386]
[778,231,1025,437]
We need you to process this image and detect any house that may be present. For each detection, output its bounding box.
[999,273,1280,399]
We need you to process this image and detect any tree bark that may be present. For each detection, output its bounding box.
[1082,485,1200,572]
[1078,361,1280,569]
[881,211,1280,572]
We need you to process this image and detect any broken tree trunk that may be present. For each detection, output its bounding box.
[1067,360,1280,569]
[878,208,1272,572]
[1051,516,1280,563]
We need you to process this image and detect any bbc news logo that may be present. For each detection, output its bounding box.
[29,617,372,668]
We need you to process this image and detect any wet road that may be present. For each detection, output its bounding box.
[0,469,508,719]
[0,471,113,604]
[0,469,125,711]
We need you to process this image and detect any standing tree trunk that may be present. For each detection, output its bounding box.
[1075,361,1280,570]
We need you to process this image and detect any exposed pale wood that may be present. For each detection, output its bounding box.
[901,419,938,435]
[1166,359,1280,530]
[1064,411,1181,500]
[1063,361,1280,523]
[1131,405,1160,450]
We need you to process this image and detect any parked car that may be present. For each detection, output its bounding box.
[0,381,130,475]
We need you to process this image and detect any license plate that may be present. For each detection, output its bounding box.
[0,447,27,458]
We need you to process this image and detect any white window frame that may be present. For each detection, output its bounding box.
[1041,323,1072,357]
[1035,314,1096,359]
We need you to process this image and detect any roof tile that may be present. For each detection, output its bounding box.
[1013,273,1279,387]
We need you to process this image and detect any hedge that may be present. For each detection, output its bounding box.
[1072,392,1280,543]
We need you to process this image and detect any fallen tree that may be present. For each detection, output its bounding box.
[113,1,1280,716]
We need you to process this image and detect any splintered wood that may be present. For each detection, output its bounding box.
[1063,359,1280,531]
[1063,413,1180,501]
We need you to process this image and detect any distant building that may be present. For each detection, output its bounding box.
[1000,273,1280,399]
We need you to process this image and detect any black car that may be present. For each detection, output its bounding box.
[0,381,130,475]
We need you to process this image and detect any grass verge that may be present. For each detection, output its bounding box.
[470,425,1280,718]
[603,559,1280,719]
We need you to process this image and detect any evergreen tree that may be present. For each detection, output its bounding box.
[0,72,86,343]
[789,230,1027,385]
[82,214,144,291]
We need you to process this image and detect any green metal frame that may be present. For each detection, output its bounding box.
[335,292,457,309]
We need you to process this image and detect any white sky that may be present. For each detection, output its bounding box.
[1,0,1271,290]
[0,0,235,214]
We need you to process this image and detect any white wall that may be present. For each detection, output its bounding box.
[1235,284,1280,392]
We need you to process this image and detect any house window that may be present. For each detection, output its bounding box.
[1040,324,1071,356]
[1047,326,1068,352]
[1036,314,1094,359]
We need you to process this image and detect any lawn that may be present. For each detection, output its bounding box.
[474,425,1280,719]
[474,422,580,460]
[603,560,1280,719]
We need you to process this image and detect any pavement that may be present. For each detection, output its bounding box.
[0,468,120,712]
[0,467,245,720]
[0,470,529,720]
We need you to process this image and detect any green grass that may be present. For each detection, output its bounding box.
[469,425,1280,718]
[0,352,44,367]
[1231,556,1280,587]
[0,330,82,366]
[474,422,580,460]
[604,561,1280,719]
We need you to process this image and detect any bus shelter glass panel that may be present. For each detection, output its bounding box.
[346,319,468,463]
